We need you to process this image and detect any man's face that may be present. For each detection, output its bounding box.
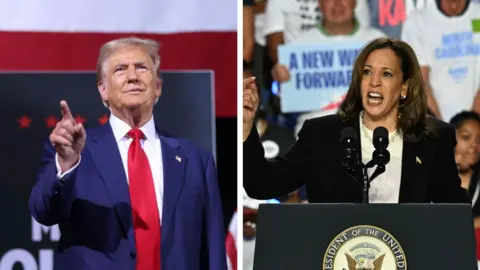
[98,46,161,112]
[319,0,356,25]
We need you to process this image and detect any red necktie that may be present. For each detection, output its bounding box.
[127,128,161,270]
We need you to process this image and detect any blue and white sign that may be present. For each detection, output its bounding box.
[278,42,365,113]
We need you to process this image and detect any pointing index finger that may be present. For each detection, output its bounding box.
[244,77,258,93]
[60,100,74,120]
[243,77,256,88]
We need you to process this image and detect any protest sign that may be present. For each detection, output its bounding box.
[278,42,365,113]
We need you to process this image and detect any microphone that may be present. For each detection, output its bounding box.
[367,126,391,181]
[371,126,390,165]
[340,127,359,174]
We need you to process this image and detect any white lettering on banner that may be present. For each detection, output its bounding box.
[0,249,37,270]
[31,217,60,242]
[0,249,53,270]
[39,250,53,270]
[0,216,59,270]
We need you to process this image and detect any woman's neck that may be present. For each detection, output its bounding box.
[362,110,399,133]
[459,170,473,190]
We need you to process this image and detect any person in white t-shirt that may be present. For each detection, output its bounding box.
[270,0,386,136]
[402,0,480,121]
[263,0,370,65]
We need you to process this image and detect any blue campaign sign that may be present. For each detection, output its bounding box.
[278,42,365,113]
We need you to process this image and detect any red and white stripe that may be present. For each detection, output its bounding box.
[226,210,237,270]
[0,0,237,117]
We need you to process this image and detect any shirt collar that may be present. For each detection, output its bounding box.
[109,112,156,142]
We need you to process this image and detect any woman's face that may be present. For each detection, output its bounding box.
[360,48,408,120]
[455,119,480,171]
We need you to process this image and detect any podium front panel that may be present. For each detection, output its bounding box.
[253,203,477,270]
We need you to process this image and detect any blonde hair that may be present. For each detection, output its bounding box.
[96,37,161,107]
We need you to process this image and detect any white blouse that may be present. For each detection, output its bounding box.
[359,114,403,203]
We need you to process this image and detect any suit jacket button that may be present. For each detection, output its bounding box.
[130,252,136,258]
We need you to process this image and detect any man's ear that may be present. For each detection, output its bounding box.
[156,78,162,98]
[98,81,109,103]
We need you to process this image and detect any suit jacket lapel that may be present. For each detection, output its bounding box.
[399,138,429,203]
[159,134,186,245]
[88,124,188,251]
[88,123,134,248]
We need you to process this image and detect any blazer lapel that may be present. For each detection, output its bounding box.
[159,134,186,245]
[398,139,429,203]
[88,123,134,247]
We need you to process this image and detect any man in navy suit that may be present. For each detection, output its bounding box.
[29,37,227,270]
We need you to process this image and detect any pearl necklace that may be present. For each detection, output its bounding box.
[359,111,400,144]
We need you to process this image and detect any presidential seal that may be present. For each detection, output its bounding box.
[322,225,406,270]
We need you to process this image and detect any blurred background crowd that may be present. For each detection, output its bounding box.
[242,0,480,268]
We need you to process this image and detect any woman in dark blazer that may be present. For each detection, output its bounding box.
[242,37,470,204]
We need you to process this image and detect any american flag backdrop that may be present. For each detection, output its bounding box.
[226,210,238,270]
[0,0,237,117]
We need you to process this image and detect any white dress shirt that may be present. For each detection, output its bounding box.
[359,114,403,203]
[55,113,164,223]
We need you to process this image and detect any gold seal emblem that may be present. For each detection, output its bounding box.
[323,225,406,270]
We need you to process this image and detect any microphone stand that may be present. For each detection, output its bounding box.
[361,164,369,203]
[360,161,386,204]
[343,158,374,203]
[344,126,390,204]
[340,127,389,204]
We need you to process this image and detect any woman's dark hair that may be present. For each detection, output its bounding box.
[338,37,429,141]
[450,111,480,129]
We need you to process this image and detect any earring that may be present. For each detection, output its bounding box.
[401,95,406,100]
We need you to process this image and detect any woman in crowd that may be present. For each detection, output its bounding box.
[451,111,480,227]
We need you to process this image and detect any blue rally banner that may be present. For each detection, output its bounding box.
[278,42,365,113]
